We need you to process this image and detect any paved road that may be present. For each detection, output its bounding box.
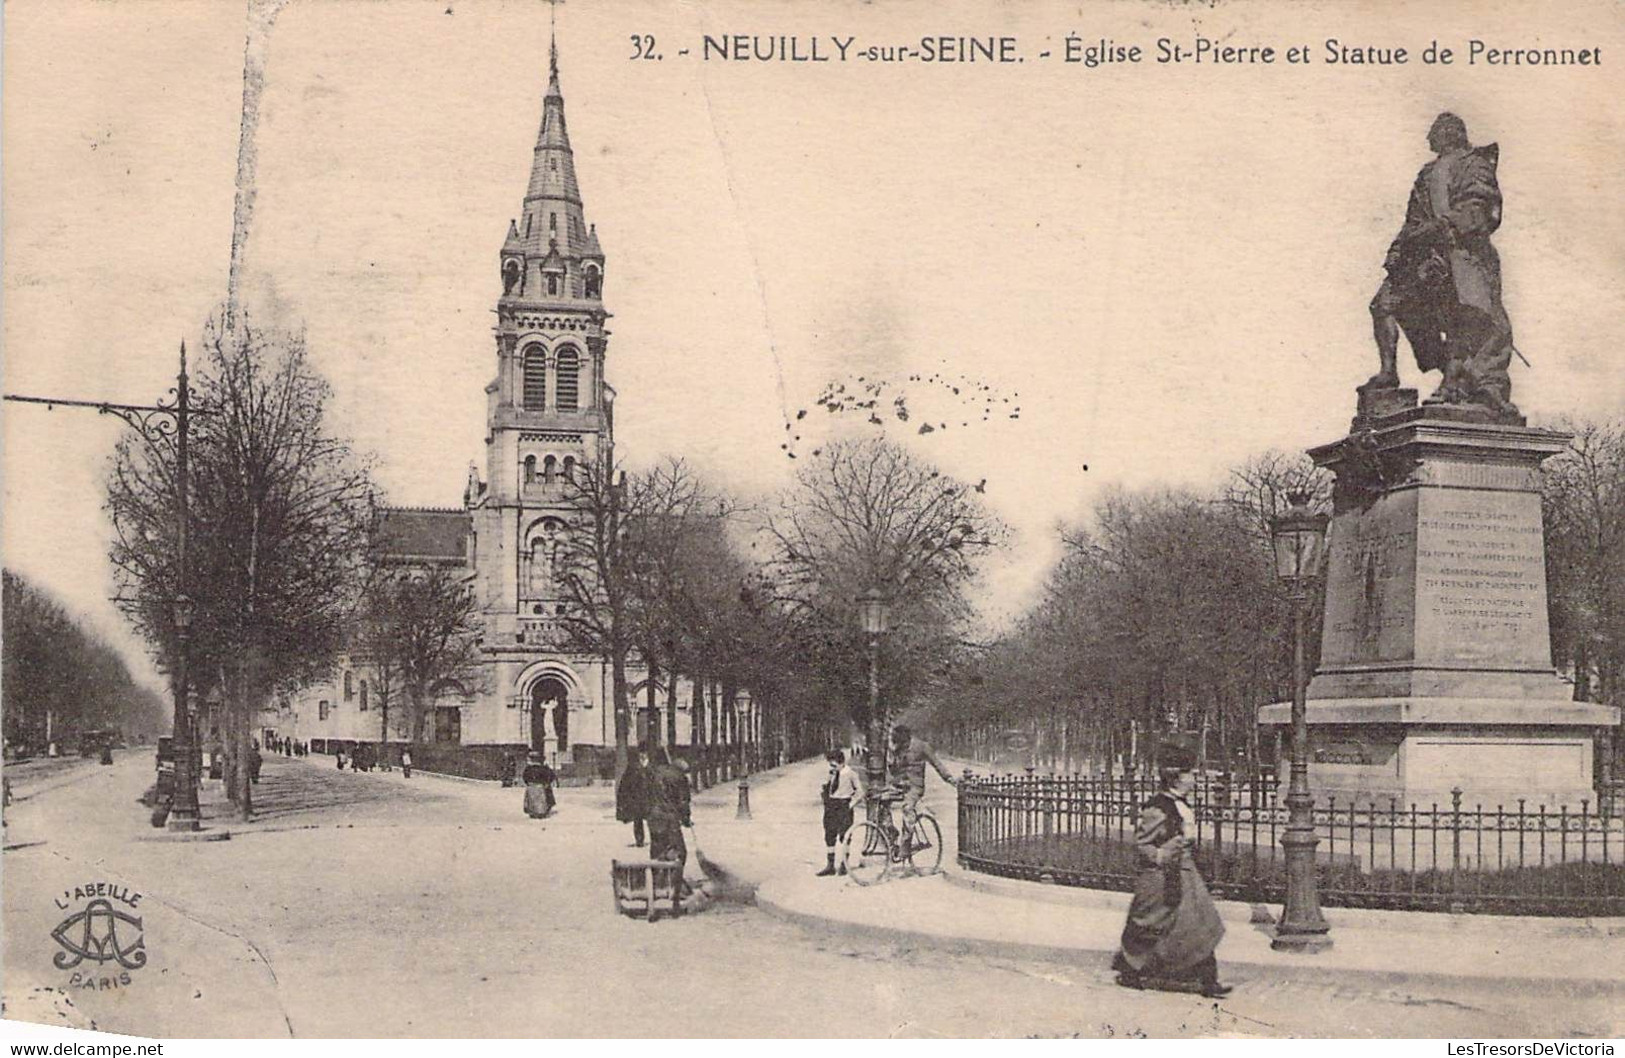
[2,754,1609,1038]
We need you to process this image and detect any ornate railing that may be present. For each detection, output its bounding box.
[957,774,1625,917]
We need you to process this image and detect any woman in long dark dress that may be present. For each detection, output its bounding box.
[522,755,557,818]
[1112,754,1232,997]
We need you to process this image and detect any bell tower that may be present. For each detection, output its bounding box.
[479,32,612,628]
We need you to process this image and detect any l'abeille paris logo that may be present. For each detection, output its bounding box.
[50,881,147,989]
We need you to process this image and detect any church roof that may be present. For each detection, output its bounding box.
[376,507,471,563]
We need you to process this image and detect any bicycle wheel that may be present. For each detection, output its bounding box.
[844,821,893,886]
[907,813,944,875]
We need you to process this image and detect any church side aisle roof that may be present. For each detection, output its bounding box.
[376,507,471,563]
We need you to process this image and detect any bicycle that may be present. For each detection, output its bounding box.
[842,791,944,885]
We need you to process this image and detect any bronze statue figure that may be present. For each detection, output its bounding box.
[1364,113,1521,421]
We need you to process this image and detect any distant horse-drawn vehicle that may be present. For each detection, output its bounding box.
[77,729,122,757]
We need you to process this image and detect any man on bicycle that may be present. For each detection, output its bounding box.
[884,724,956,862]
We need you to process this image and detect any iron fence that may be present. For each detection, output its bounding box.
[957,774,1625,917]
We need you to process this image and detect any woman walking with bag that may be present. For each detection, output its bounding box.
[1112,743,1231,998]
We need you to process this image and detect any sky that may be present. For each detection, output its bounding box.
[4,0,1623,693]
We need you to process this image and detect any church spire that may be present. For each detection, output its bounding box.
[528,24,577,205]
[501,23,604,305]
[549,5,560,92]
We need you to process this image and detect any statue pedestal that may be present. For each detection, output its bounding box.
[1259,400,1617,810]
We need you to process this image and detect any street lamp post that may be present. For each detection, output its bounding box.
[4,342,210,832]
[169,593,200,830]
[858,588,891,817]
[1269,489,1331,952]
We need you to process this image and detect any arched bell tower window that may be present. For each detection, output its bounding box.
[522,345,547,409]
[524,455,537,484]
[562,456,576,482]
[555,347,580,411]
[584,266,602,300]
[543,455,558,484]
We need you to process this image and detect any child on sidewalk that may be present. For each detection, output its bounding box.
[817,749,863,876]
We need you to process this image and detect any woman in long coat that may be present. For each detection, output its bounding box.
[523,756,557,819]
[1112,755,1231,997]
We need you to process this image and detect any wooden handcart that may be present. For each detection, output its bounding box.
[610,858,685,922]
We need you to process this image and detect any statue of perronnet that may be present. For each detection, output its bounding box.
[1364,113,1521,421]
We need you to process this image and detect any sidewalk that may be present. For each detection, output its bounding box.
[696,758,1625,1001]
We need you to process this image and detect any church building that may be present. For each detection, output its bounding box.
[280,41,760,779]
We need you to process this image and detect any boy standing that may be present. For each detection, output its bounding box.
[817,749,863,877]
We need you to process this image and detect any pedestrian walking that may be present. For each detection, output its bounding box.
[401,747,413,779]
[248,740,263,784]
[336,748,347,771]
[1112,743,1231,998]
[817,749,862,876]
[522,754,556,818]
[644,749,693,889]
[616,749,651,848]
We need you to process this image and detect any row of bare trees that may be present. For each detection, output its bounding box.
[928,451,1331,778]
[1544,417,1625,719]
[2,571,169,751]
[539,437,1006,775]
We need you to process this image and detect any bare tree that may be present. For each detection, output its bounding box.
[766,437,1006,766]
[1544,417,1625,708]
[553,457,714,773]
[108,313,373,819]
[1223,449,1332,542]
[359,561,482,746]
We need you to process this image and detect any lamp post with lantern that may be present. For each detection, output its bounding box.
[4,343,209,832]
[857,587,892,814]
[1269,489,1332,952]
[169,593,201,830]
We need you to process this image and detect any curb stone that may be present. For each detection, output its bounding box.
[736,869,1625,1000]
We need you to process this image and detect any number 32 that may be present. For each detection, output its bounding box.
[629,34,657,60]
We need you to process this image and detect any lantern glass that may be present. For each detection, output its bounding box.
[1269,495,1328,585]
[858,588,890,635]
[174,594,195,632]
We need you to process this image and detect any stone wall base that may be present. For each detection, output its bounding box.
[1259,697,1617,810]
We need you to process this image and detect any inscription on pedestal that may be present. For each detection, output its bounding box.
[1414,489,1550,669]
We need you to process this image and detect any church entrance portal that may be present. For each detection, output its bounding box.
[530,677,569,753]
